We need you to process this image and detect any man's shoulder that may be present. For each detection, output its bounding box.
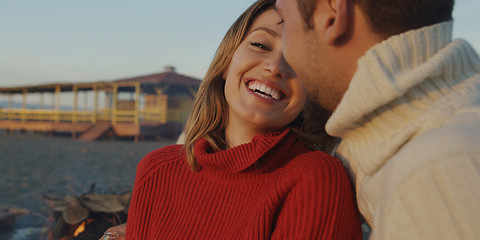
[383,107,480,184]
[376,113,480,239]
[407,106,480,155]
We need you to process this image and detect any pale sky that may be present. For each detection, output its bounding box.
[1,0,479,87]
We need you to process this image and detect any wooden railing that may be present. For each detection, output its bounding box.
[0,108,179,124]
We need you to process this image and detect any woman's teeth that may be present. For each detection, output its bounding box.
[247,81,281,100]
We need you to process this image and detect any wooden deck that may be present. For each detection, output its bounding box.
[0,120,92,133]
[0,119,183,141]
[0,71,199,141]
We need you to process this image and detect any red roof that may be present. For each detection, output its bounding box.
[114,71,202,87]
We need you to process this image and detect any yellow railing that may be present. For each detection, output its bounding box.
[0,108,182,124]
[139,109,166,123]
[0,109,95,122]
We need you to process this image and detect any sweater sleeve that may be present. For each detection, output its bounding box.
[371,152,480,240]
[271,152,363,240]
[125,145,182,240]
[125,168,153,240]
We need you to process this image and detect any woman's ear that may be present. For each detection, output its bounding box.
[323,0,350,45]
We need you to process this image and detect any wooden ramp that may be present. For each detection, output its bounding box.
[77,122,111,141]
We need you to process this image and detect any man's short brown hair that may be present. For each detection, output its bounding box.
[296,0,454,36]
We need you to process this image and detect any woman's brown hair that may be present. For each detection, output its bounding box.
[184,0,333,171]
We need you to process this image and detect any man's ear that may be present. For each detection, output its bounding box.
[323,0,350,45]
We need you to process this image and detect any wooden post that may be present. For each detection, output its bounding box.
[112,84,118,124]
[55,85,61,123]
[105,91,110,122]
[156,88,167,124]
[83,88,88,111]
[135,83,140,125]
[21,88,27,121]
[73,85,78,123]
[134,82,141,142]
[8,94,13,120]
[93,85,98,124]
[72,85,78,139]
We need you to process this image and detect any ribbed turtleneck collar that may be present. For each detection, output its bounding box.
[326,21,480,178]
[327,22,454,136]
[194,128,293,173]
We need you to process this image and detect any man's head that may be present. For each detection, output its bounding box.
[295,0,454,35]
[275,0,454,112]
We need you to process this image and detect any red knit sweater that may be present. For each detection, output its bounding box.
[126,129,362,239]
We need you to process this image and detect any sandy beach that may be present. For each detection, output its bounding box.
[0,130,371,239]
[0,130,175,239]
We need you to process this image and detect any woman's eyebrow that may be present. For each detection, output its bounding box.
[250,27,280,37]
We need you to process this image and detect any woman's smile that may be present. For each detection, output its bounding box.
[245,78,286,101]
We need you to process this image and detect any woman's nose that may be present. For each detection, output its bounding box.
[263,52,290,79]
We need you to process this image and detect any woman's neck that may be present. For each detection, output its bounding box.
[225,119,270,148]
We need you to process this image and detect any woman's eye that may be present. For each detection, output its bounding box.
[250,42,269,51]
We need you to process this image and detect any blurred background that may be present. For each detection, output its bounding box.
[0,0,479,239]
[0,0,478,87]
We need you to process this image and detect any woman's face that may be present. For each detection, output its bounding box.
[223,9,306,134]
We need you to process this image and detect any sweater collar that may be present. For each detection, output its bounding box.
[326,21,480,178]
[327,21,454,137]
[194,128,292,173]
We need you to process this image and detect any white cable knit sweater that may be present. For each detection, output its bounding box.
[327,21,480,239]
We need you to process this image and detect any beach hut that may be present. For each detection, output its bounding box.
[0,66,201,141]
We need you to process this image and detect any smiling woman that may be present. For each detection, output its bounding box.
[117,0,363,239]
[223,8,306,146]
